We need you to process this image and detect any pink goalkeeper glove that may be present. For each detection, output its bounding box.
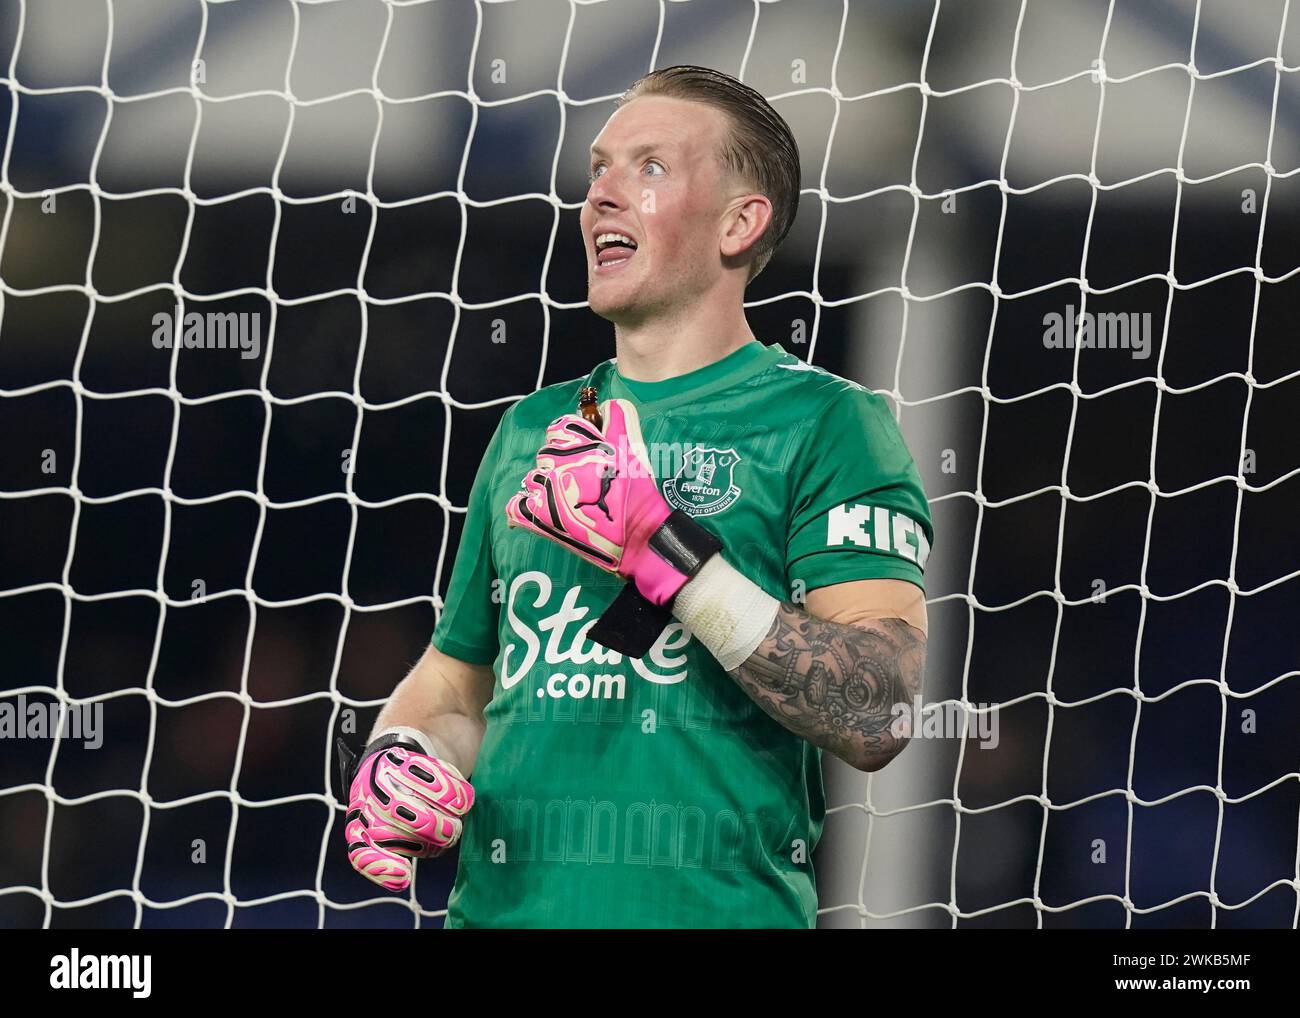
[505,399,708,607]
[341,735,474,892]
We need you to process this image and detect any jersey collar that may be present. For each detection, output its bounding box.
[602,340,781,409]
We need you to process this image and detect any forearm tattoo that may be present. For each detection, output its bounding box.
[727,603,927,768]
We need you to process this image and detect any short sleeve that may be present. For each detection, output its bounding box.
[430,410,511,665]
[785,385,933,594]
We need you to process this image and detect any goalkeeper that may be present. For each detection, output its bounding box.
[340,65,933,928]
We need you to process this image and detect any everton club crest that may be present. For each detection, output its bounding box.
[662,446,742,517]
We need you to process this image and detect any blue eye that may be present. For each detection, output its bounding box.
[588,164,606,183]
[644,161,664,176]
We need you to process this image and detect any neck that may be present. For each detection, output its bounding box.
[612,300,756,382]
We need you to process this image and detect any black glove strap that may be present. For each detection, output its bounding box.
[647,509,723,583]
[588,511,722,659]
[335,732,424,794]
[587,582,674,660]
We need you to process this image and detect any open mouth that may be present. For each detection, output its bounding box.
[594,231,638,273]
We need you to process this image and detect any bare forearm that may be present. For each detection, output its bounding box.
[725,602,926,770]
[370,653,488,778]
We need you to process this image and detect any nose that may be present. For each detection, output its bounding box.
[586,166,626,213]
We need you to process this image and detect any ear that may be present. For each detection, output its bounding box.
[719,193,773,262]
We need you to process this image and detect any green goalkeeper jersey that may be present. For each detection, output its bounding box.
[432,340,932,928]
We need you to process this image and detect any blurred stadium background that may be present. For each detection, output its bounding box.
[0,0,1297,928]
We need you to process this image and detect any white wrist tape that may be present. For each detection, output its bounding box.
[671,555,780,671]
[370,725,437,759]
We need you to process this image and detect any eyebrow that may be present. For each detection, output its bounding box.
[588,141,670,161]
